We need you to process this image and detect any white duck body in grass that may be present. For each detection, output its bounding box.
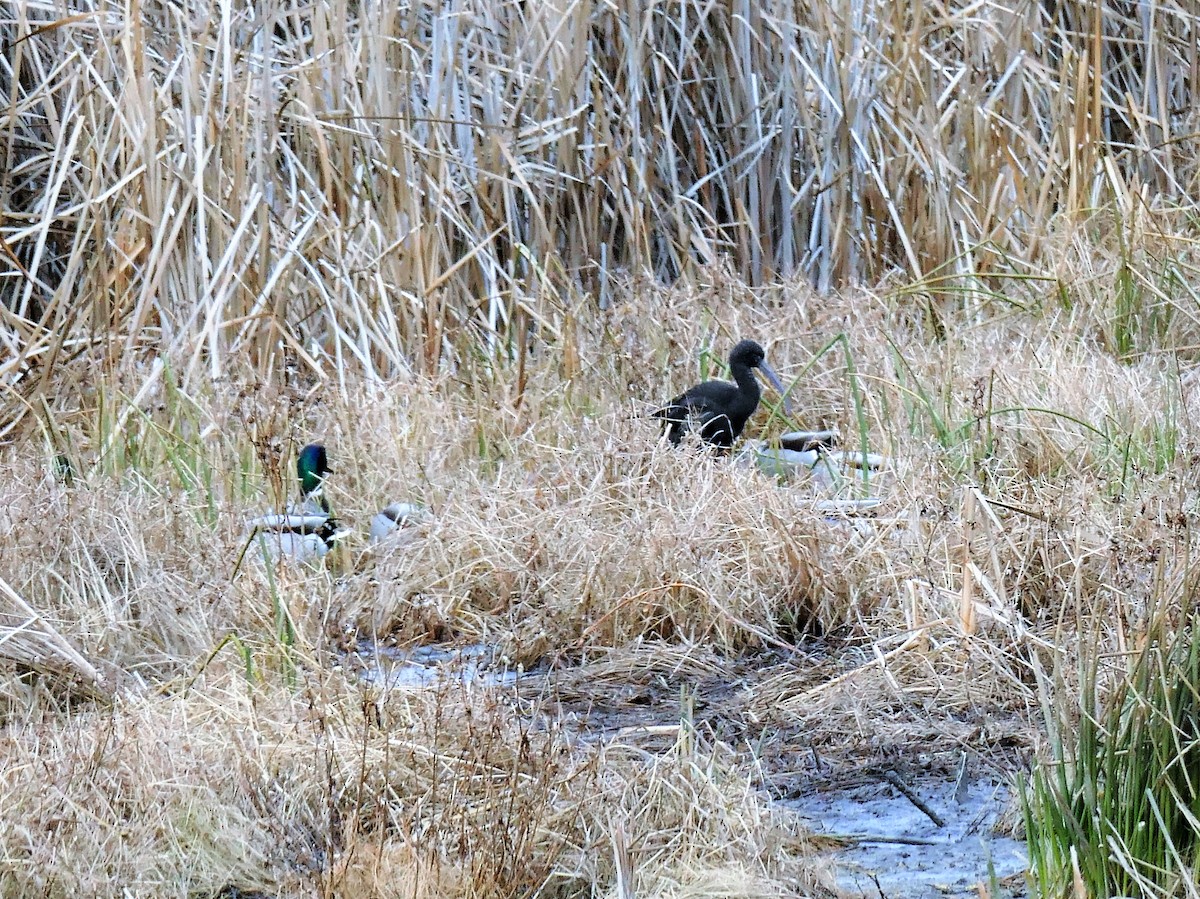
[746,430,887,510]
[248,443,342,564]
[369,502,430,546]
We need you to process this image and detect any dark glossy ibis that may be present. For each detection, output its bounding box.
[654,339,791,449]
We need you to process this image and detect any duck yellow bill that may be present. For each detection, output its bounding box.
[758,362,792,414]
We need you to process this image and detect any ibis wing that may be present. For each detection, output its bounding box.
[655,381,737,418]
[654,384,738,446]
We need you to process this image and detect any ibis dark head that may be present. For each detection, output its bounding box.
[728,339,767,370]
[654,339,791,449]
[297,443,331,499]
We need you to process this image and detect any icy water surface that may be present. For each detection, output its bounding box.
[351,642,520,689]
[789,774,1027,898]
[347,640,1029,897]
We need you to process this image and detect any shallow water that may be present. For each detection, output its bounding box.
[350,641,521,689]
[348,640,1029,897]
[788,774,1027,898]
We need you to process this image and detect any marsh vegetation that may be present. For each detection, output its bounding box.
[5,0,1200,895]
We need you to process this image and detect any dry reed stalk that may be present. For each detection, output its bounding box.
[0,573,105,693]
[4,0,1200,409]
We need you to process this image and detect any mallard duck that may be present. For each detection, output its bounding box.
[369,502,430,546]
[240,443,432,568]
[247,442,342,564]
[748,430,886,485]
[750,430,839,479]
[654,339,791,449]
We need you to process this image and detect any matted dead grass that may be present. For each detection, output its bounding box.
[6,0,1200,889]
[2,277,1199,893]
[0,654,831,898]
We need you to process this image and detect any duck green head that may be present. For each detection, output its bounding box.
[297,443,331,499]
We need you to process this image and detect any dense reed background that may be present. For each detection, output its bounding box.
[5,0,1200,409]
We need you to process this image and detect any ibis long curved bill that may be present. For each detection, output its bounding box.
[757,361,792,415]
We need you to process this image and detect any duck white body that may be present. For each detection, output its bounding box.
[247,444,340,566]
[745,430,885,484]
[369,502,430,545]
[751,445,822,479]
[249,500,336,564]
[746,430,834,479]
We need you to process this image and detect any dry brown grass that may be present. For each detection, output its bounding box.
[6,0,1200,893]
[0,639,830,898]
[2,274,1199,893]
[6,0,1200,417]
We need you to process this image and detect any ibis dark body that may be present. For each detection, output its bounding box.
[655,339,787,450]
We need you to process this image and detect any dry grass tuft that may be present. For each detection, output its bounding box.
[0,655,828,898]
[353,441,828,659]
[1,681,301,896]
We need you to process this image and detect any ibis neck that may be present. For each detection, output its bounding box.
[731,364,761,404]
